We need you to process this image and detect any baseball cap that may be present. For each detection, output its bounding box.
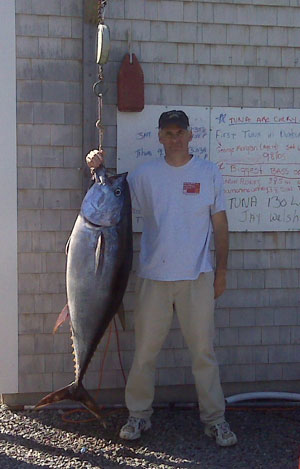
[158,110,190,130]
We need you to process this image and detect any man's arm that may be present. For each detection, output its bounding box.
[211,210,229,299]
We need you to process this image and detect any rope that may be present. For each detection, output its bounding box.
[98,0,107,24]
[114,317,127,385]
[95,321,113,398]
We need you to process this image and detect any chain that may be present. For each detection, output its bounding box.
[95,66,104,150]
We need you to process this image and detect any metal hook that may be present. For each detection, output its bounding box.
[128,28,133,64]
[93,80,108,97]
[93,81,102,97]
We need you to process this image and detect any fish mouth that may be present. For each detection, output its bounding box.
[85,218,103,228]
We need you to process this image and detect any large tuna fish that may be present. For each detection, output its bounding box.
[35,167,132,418]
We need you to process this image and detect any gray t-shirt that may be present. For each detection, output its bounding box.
[128,155,226,281]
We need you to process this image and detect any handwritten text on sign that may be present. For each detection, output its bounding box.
[210,108,300,231]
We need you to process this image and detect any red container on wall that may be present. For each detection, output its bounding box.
[117,53,144,112]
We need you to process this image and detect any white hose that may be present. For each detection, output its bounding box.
[226,391,300,404]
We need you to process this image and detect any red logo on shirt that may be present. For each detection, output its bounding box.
[183,182,201,195]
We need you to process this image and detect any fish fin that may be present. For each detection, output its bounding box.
[95,232,105,274]
[65,236,71,256]
[35,382,105,423]
[117,302,126,331]
[53,304,70,334]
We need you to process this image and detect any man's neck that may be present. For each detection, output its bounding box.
[165,152,192,167]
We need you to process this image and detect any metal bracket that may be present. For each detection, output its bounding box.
[128,28,133,64]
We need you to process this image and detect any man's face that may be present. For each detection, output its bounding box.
[158,124,193,154]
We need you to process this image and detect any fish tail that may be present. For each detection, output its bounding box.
[35,382,104,420]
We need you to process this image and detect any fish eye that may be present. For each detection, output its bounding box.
[114,187,122,197]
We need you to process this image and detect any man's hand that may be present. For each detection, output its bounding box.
[86,149,105,169]
[214,269,227,299]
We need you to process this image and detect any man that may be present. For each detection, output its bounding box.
[86,110,237,447]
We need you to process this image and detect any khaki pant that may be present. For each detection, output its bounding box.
[125,272,225,425]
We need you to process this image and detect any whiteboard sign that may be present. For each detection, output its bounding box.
[117,105,300,232]
[211,108,300,231]
[117,105,210,231]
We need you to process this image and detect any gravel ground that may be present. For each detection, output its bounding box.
[0,403,299,469]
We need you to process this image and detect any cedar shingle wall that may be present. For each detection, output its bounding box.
[16,0,300,399]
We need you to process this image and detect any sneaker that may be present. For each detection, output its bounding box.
[204,421,237,447]
[119,416,151,440]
